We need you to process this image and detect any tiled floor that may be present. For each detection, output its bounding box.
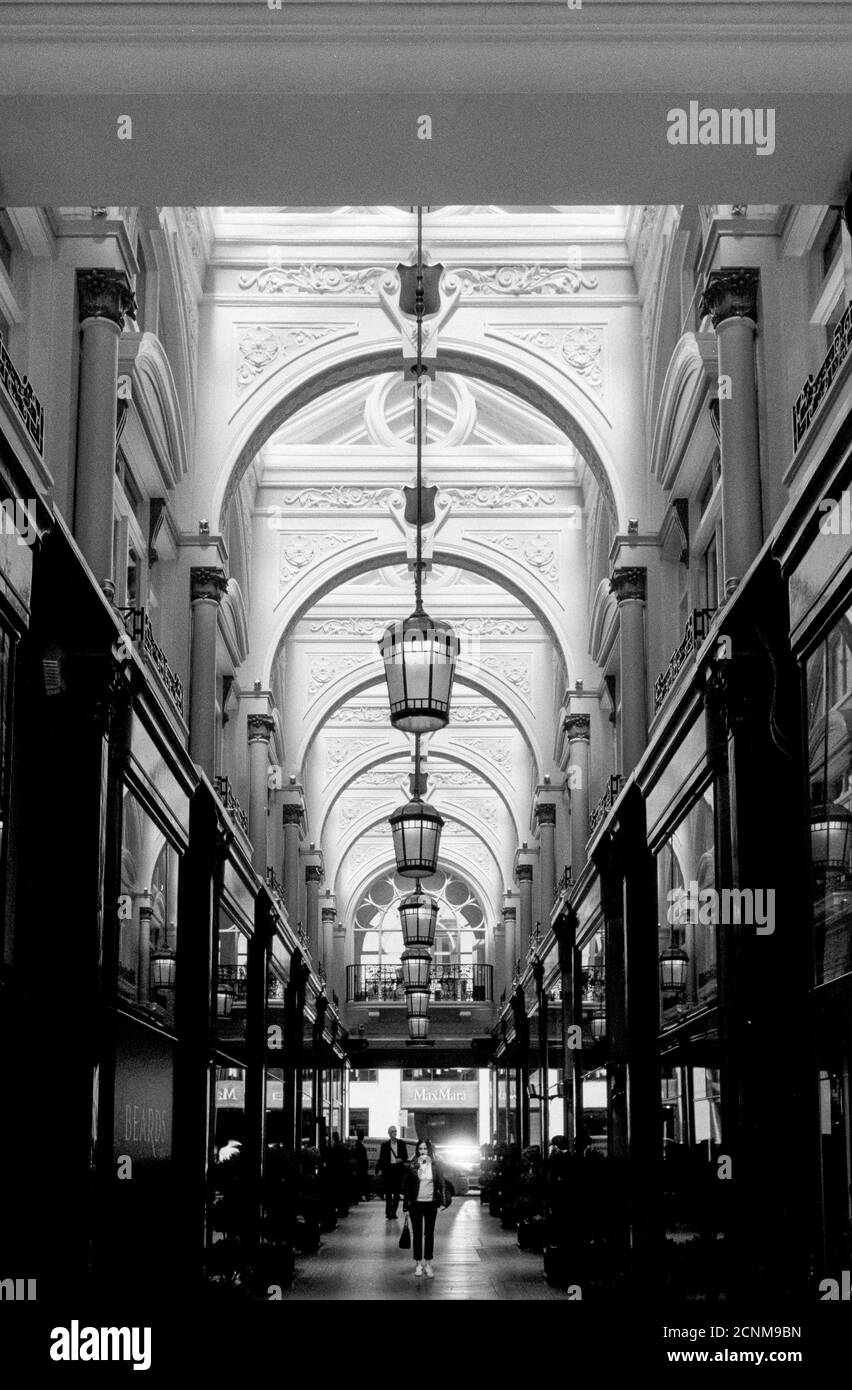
[280,1194,570,1300]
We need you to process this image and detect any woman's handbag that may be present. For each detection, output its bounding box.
[442,1187,453,1209]
[399,1214,412,1249]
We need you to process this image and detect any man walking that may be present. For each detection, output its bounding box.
[377,1125,409,1219]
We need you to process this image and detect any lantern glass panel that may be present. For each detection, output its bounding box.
[659,947,689,993]
[150,952,177,990]
[390,799,443,878]
[398,891,438,947]
[378,613,459,735]
[408,1015,430,1040]
[401,948,432,990]
[405,987,431,1018]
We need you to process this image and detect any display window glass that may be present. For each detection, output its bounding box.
[655,788,717,1029]
[118,787,181,1028]
[806,614,852,985]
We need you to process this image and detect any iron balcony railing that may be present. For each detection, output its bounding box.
[266,866,284,900]
[553,865,573,912]
[217,964,286,1004]
[346,963,493,1004]
[119,606,185,718]
[653,608,715,714]
[0,331,45,457]
[589,774,624,835]
[792,300,852,452]
[214,775,249,836]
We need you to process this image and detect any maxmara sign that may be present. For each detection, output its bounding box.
[400,1081,479,1110]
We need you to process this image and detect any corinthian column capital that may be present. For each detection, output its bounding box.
[610,566,647,604]
[190,566,228,604]
[77,268,137,329]
[699,268,760,329]
[247,713,275,744]
[563,713,591,741]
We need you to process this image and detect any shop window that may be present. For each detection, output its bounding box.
[0,624,14,943]
[216,915,249,1044]
[806,614,852,985]
[118,788,181,1028]
[348,1109,369,1137]
[656,789,717,1029]
[0,211,14,277]
[350,1069,378,1083]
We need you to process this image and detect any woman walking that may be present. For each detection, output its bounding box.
[402,1138,450,1278]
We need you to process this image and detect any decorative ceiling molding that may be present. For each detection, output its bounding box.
[442,485,555,510]
[310,617,384,637]
[468,531,560,586]
[282,485,402,510]
[307,653,371,696]
[479,653,532,696]
[278,531,374,588]
[327,704,394,726]
[446,703,511,725]
[338,798,388,827]
[448,736,512,768]
[238,264,397,296]
[236,323,354,391]
[443,265,599,296]
[325,737,385,773]
[486,324,604,395]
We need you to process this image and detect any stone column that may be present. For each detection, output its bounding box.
[281,790,304,929]
[502,901,517,1002]
[564,714,591,876]
[515,861,534,961]
[301,848,324,964]
[534,798,558,927]
[189,567,227,778]
[699,268,762,598]
[320,893,337,981]
[331,910,347,1006]
[137,894,153,1006]
[75,269,136,599]
[610,566,648,776]
[247,714,275,876]
[492,916,506,1004]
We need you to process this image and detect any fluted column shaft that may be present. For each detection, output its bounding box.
[700,269,762,597]
[610,567,648,775]
[565,714,591,874]
[305,864,323,963]
[75,269,136,598]
[282,806,302,928]
[535,802,557,926]
[189,568,227,777]
[516,864,534,960]
[502,905,517,995]
[247,715,275,876]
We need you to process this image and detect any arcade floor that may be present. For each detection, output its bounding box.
[278,1192,572,1301]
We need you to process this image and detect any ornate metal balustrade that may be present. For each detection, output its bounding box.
[553,865,573,911]
[0,331,45,457]
[213,775,249,836]
[346,962,493,1004]
[218,964,248,1000]
[119,606,185,718]
[653,608,715,714]
[266,866,284,901]
[793,300,852,452]
[589,774,624,835]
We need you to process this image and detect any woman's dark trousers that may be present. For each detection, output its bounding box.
[411,1202,438,1261]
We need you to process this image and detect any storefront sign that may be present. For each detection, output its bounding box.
[216,1079,284,1109]
[112,1018,174,1166]
[400,1080,479,1110]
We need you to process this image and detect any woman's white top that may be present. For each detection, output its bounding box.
[416,1158,435,1202]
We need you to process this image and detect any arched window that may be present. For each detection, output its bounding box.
[353,868,486,971]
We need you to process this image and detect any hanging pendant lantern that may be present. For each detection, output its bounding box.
[401,946,432,990]
[399,889,438,947]
[408,1015,430,1041]
[378,609,460,735]
[150,950,177,990]
[589,1010,606,1042]
[810,803,852,879]
[406,986,431,1019]
[658,944,689,993]
[389,797,444,878]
